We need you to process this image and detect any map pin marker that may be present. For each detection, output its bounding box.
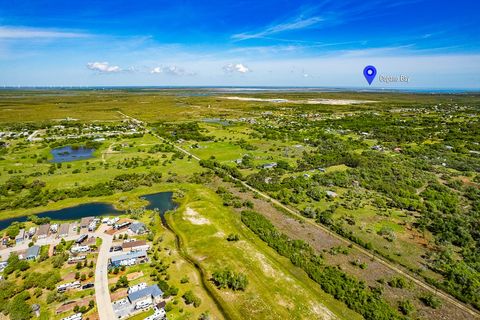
[363,65,377,85]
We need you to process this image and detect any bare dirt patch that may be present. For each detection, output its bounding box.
[110,288,128,301]
[184,207,211,225]
[220,96,375,105]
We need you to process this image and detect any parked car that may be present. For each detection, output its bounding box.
[82,283,95,290]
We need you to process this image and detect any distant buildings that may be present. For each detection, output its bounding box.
[262,162,277,169]
[326,190,338,198]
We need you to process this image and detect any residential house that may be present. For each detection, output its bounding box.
[262,162,277,169]
[110,250,147,267]
[37,224,50,239]
[122,240,149,252]
[58,223,70,238]
[326,190,338,198]
[15,229,25,244]
[129,222,147,235]
[80,217,94,229]
[25,245,41,260]
[127,284,163,305]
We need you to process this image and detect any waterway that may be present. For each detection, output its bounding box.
[0,192,175,230]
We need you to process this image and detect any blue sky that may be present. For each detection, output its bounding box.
[0,0,479,88]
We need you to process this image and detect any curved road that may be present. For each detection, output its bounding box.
[94,231,115,320]
[118,111,480,319]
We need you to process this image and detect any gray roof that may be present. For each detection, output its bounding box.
[129,222,146,233]
[80,217,94,227]
[128,285,163,303]
[58,223,70,235]
[37,224,50,236]
[110,250,147,264]
[26,245,40,258]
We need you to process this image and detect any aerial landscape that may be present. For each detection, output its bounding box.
[0,1,479,320]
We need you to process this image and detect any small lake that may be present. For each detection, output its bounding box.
[142,192,177,225]
[51,145,95,163]
[202,118,230,126]
[0,192,175,230]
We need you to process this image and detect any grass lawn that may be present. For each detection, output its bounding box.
[167,184,362,320]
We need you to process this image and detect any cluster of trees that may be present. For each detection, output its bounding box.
[113,156,160,169]
[199,159,243,181]
[0,288,32,320]
[0,171,162,210]
[235,138,257,151]
[0,176,45,197]
[0,265,63,319]
[23,271,62,290]
[216,186,253,209]
[148,143,175,153]
[3,254,29,275]
[240,210,403,320]
[211,269,248,291]
[154,122,211,141]
[48,138,103,150]
[182,290,201,307]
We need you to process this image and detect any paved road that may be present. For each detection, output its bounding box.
[116,111,480,318]
[95,230,115,320]
[0,234,80,261]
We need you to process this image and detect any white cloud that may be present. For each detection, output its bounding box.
[86,62,122,73]
[0,26,88,39]
[150,67,162,74]
[223,63,251,73]
[232,16,323,41]
[150,65,195,76]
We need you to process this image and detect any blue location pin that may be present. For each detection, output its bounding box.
[363,65,377,85]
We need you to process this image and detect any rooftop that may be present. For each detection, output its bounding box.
[37,224,50,236]
[122,240,147,249]
[127,284,163,303]
[110,250,147,264]
[26,245,40,258]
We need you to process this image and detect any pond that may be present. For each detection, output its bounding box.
[0,192,176,230]
[50,145,95,163]
[202,118,230,126]
[142,192,177,225]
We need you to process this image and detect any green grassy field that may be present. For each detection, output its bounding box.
[0,89,479,320]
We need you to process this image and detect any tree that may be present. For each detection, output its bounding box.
[398,299,414,316]
[226,234,240,242]
[116,276,129,289]
[182,290,201,307]
[420,294,441,309]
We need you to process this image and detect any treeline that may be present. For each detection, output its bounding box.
[48,137,103,150]
[240,210,404,320]
[153,122,211,141]
[199,159,243,180]
[0,171,162,210]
